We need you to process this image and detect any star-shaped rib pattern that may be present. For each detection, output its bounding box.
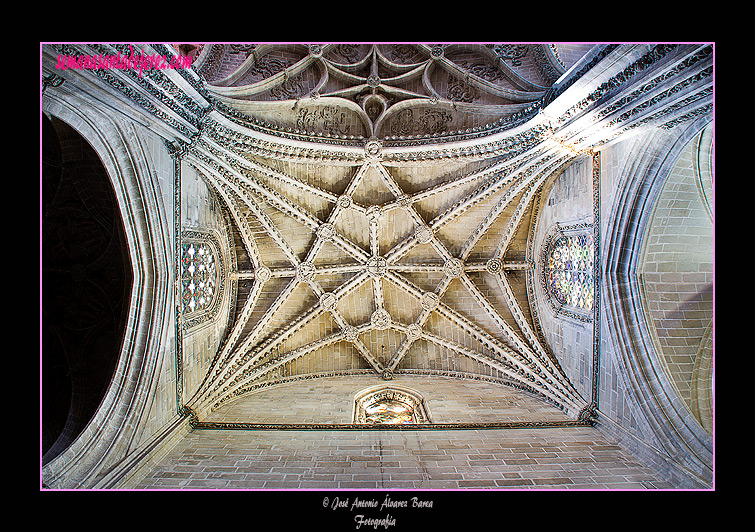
[182,133,588,419]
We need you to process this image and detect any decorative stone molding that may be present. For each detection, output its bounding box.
[308,44,322,58]
[337,194,353,209]
[396,194,412,210]
[42,73,65,93]
[365,205,382,222]
[486,258,503,274]
[317,222,336,241]
[365,139,383,160]
[414,225,433,244]
[194,418,589,431]
[366,255,387,278]
[255,265,272,283]
[420,291,440,311]
[406,323,422,340]
[342,325,359,341]
[443,258,464,278]
[44,44,712,164]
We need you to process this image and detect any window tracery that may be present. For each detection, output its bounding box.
[545,233,594,313]
[180,240,218,315]
[180,239,222,324]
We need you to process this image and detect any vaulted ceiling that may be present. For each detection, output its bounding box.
[200,43,576,138]
[38,41,705,428]
[182,43,598,420]
[164,42,714,424]
[39,42,715,489]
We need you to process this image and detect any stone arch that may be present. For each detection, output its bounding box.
[42,87,173,488]
[42,113,133,466]
[601,115,713,486]
[637,122,714,436]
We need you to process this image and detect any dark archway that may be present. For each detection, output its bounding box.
[41,113,133,464]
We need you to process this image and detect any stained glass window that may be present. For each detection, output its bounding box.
[363,399,416,424]
[180,242,217,313]
[353,386,431,424]
[547,234,594,311]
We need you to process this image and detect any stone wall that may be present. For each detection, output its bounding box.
[206,375,572,425]
[639,124,714,434]
[133,375,675,490]
[135,425,674,490]
[532,157,595,402]
[180,162,235,402]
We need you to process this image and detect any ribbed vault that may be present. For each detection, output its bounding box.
[174,43,714,425]
[200,43,577,139]
[185,137,587,418]
[39,41,715,490]
[181,43,600,421]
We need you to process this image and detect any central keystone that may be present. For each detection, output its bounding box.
[366,255,387,278]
